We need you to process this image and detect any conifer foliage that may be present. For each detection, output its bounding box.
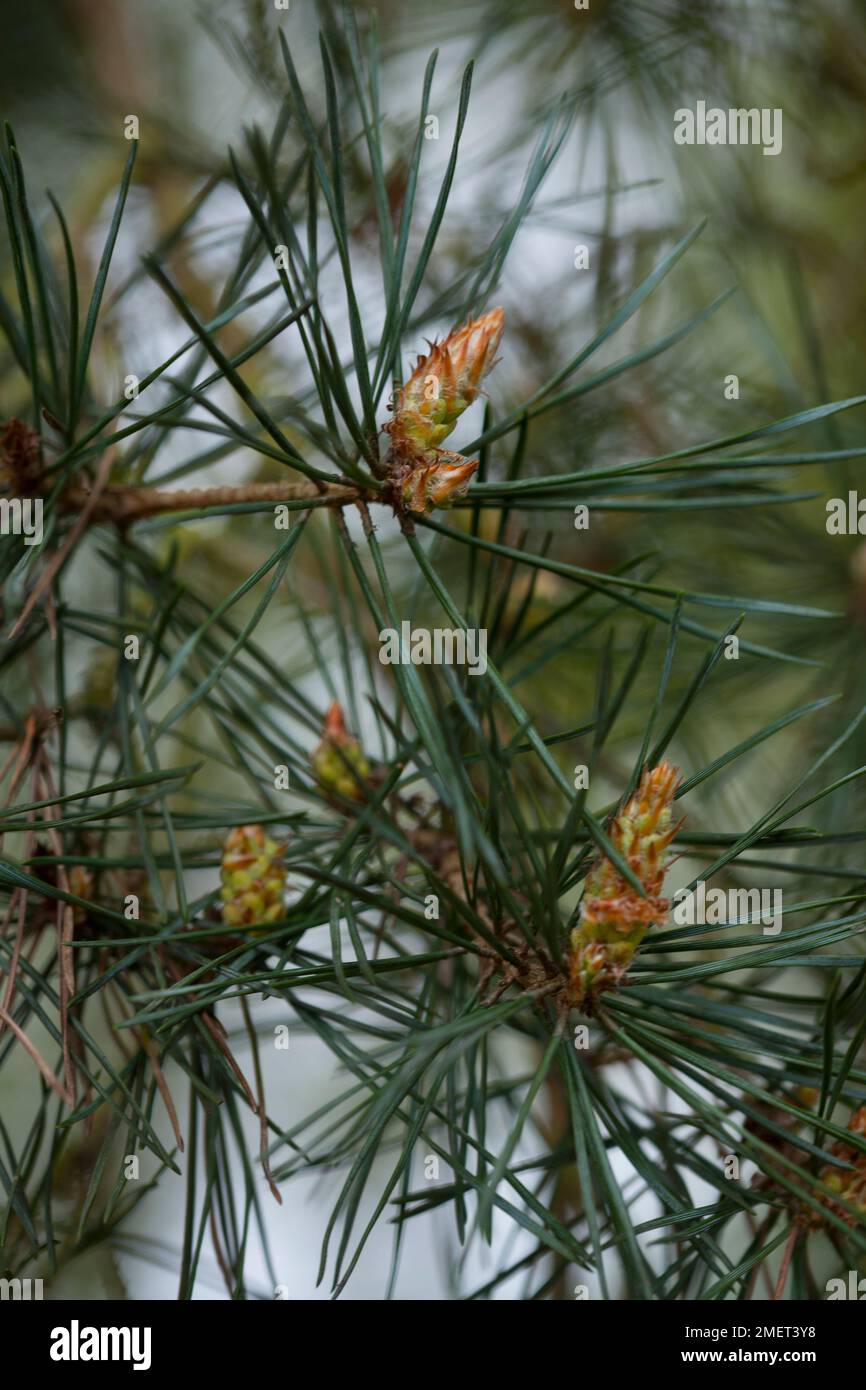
[1,0,865,1301]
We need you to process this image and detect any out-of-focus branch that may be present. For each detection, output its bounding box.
[61,479,362,524]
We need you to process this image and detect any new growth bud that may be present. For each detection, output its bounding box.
[68,865,94,926]
[568,761,681,1007]
[816,1106,866,1226]
[312,701,370,801]
[400,453,479,514]
[220,825,287,929]
[384,309,503,514]
[387,308,504,457]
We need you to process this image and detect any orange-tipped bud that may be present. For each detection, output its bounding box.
[322,700,352,745]
[387,308,503,457]
[568,762,682,1007]
[401,453,479,514]
[312,701,371,801]
[220,824,287,930]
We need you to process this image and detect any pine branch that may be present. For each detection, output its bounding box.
[62,478,360,524]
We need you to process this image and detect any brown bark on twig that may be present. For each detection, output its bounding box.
[61,479,361,525]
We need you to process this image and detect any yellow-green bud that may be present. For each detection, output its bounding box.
[220,825,287,930]
[386,309,503,459]
[311,702,370,801]
[568,762,681,1007]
